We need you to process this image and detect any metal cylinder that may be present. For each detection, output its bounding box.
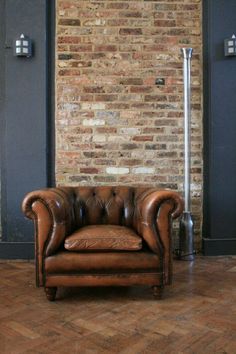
[181,47,193,212]
[178,48,195,261]
[179,212,194,260]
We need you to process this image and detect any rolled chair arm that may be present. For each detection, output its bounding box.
[22,187,76,256]
[22,187,76,286]
[134,189,184,284]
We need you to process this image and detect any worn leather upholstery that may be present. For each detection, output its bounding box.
[45,251,160,273]
[22,186,183,298]
[64,225,142,251]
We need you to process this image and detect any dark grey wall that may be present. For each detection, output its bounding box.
[0,0,54,258]
[0,1,6,241]
[203,0,236,255]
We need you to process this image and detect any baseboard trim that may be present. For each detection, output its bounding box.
[0,242,34,259]
[203,238,236,256]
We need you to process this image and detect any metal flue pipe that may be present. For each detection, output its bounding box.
[182,47,192,212]
[178,48,195,261]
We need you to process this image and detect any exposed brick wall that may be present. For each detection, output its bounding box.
[56,0,202,249]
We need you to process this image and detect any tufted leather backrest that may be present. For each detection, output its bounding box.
[73,186,138,227]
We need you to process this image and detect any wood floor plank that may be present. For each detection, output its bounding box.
[0,256,235,353]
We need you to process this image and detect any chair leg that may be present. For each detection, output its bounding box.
[45,287,57,301]
[152,285,163,300]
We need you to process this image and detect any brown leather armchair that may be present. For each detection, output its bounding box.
[22,186,183,301]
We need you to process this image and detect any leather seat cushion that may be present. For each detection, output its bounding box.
[64,225,142,251]
[45,251,160,273]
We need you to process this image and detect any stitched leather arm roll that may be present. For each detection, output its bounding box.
[22,187,76,285]
[22,187,76,256]
[134,190,184,285]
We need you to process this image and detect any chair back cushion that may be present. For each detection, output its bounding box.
[73,186,137,227]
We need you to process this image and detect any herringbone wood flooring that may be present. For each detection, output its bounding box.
[0,256,235,354]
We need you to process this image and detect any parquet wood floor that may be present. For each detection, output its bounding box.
[0,256,235,354]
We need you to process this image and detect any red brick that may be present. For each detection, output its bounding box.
[94,45,118,52]
[83,86,105,94]
[119,159,142,166]
[133,135,154,142]
[107,19,130,26]
[94,159,116,166]
[119,11,142,18]
[130,86,152,93]
[95,95,118,102]
[119,28,142,35]
[107,3,129,10]
[120,78,143,85]
[58,19,81,26]
[95,127,117,134]
[69,44,92,52]
[154,20,176,27]
[58,36,81,44]
[144,95,168,102]
[80,167,99,174]
[58,69,80,76]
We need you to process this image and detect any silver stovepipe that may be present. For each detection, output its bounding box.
[178,48,195,261]
[182,47,193,212]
